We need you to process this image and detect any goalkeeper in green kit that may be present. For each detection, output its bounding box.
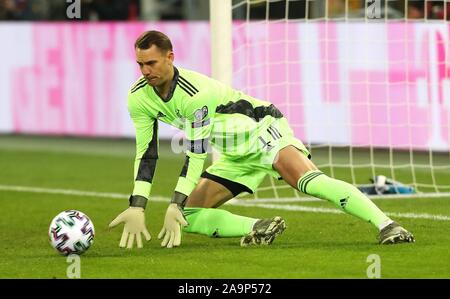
[109,30,415,249]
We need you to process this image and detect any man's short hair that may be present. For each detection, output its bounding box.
[134,30,173,52]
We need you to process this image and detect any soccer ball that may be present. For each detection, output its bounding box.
[48,210,95,255]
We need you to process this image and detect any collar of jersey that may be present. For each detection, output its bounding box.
[152,66,179,103]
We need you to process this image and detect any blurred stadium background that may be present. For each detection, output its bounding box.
[1,0,450,278]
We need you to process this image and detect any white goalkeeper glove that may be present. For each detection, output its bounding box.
[108,207,151,249]
[158,203,189,248]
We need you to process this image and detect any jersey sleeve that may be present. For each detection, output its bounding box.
[174,91,217,197]
[128,93,158,200]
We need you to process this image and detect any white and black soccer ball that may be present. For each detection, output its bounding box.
[48,210,95,255]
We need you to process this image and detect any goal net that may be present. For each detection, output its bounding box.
[213,0,450,199]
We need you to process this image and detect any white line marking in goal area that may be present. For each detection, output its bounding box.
[0,185,170,202]
[0,185,128,199]
[236,192,450,203]
[1,184,449,221]
[230,202,450,221]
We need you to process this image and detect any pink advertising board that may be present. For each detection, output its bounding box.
[0,22,448,150]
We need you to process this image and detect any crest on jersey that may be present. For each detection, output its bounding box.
[194,105,208,120]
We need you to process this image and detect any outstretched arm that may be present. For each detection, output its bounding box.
[109,94,157,249]
[158,92,217,248]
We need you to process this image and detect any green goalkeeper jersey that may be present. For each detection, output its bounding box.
[128,66,283,199]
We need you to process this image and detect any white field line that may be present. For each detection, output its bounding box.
[0,184,167,202]
[230,202,450,221]
[237,192,450,203]
[1,184,449,221]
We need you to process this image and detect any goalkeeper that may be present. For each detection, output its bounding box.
[109,30,415,248]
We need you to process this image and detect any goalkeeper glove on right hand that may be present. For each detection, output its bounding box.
[108,206,151,249]
[158,203,189,248]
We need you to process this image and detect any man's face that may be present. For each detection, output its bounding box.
[135,45,174,87]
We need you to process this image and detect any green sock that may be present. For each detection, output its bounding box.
[298,170,391,229]
[183,207,258,237]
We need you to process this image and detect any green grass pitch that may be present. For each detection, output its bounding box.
[0,135,449,278]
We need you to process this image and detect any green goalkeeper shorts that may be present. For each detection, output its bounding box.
[203,117,310,195]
